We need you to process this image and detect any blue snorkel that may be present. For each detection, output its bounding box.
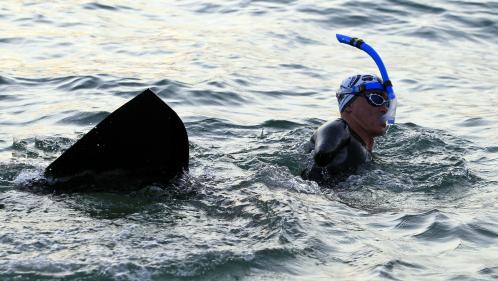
[336,34,397,125]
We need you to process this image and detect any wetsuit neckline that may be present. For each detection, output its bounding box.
[339,118,367,147]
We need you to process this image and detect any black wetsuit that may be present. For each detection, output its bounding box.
[302,119,372,184]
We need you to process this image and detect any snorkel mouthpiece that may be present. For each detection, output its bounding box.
[383,96,397,125]
[336,34,397,125]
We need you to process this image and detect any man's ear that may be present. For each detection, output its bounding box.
[344,105,353,113]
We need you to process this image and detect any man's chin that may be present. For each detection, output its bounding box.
[373,123,388,136]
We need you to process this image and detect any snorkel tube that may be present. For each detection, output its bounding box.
[336,34,397,125]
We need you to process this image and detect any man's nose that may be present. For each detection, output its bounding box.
[379,105,388,114]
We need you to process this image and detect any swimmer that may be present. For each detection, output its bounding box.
[302,34,397,185]
[301,74,390,184]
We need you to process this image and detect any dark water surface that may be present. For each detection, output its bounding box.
[1,0,498,280]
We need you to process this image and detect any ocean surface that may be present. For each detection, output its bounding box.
[1,0,498,280]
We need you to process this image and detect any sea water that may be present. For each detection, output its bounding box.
[1,0,497,280]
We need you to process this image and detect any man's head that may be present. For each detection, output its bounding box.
[336,74,388,137]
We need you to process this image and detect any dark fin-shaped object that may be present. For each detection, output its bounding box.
[45,89,188,191]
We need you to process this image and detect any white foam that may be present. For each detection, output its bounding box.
[13,168,44,187]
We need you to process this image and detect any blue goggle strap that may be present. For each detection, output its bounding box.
[351,82,385,94]
[337,82,386,95]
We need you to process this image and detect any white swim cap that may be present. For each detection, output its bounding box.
[336,74,384,112]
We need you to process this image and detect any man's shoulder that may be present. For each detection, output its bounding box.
[310,118,350,145]
[317,118,348,134]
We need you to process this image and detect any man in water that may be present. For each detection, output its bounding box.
[302,74,389,184]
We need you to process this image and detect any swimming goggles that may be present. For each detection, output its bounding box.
[361,92,389,107]
[339,92,388,108]
[337,80,390,107]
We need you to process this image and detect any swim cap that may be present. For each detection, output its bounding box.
[336,74,384,112]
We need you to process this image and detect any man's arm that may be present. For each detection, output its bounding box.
[312,120,350,167]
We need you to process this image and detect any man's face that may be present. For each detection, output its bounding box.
[348,91,388,137]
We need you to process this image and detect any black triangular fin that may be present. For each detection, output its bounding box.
[45,89,189,189]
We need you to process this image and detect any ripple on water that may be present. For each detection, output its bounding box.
[414,219,498,246]
[55,75,105,91]
[376,123,480,192]
[194,3,223,14]
[39,75,148,95]
[82,2,119,11]
[0,75,15,87]
[393,209,498,246]
[301,6,388,28]
[479,266,498,279]
[374,259,426,281]
[485,146,498,153]
[57,111,109,126]
[395,209,447,232]
[403,25,473,43]
[457,117,492,127]
[185,89,248,106]
[0,37,24,44]
[150,80,189,100]
[12,76,78,86]
[390,0,446,14]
